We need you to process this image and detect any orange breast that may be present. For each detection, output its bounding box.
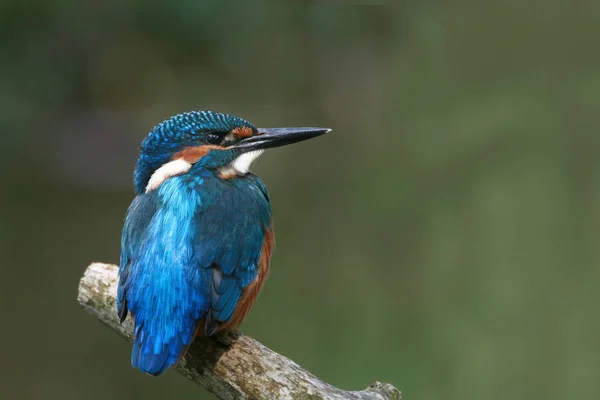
[220,223,275,331]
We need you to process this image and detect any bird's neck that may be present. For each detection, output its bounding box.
[135,149,262,195]
[134,153,173,195]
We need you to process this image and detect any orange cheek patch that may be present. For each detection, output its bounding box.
[231,126,254,139]
[173,145,223,163]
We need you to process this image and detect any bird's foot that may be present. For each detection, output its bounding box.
[215,329,241,347]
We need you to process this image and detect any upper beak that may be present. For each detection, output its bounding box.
[233,127,331,151]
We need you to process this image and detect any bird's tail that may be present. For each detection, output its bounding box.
[131,326,188,376]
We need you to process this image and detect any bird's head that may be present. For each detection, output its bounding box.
[134,111,330,194]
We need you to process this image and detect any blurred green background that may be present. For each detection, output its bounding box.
[2,1,599,399]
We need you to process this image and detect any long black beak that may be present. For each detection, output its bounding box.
[233,127,331,151]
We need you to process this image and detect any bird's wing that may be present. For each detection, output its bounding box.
[117,192,160,322]
[118,186,211,375]
[194,175,272,335]
[117,175,271,375]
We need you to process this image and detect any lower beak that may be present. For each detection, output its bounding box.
[233,127,331,151]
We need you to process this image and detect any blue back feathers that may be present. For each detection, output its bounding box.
[119,159,271,374]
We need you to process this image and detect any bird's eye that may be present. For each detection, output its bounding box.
[206,133,222,145]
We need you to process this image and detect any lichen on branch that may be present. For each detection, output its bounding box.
[78,263,401,400]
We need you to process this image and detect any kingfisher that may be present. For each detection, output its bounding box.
[117,110,329,376]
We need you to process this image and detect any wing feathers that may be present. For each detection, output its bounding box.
[119,174,272,376]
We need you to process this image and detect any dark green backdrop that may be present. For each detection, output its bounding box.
[1,1,599,399]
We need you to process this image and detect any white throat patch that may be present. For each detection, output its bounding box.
[145,159,192,193]
[232,150,265,174]
[221,150,264,177]
[145,150,264,193]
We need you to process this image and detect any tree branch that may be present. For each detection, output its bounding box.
[78,262,401,400]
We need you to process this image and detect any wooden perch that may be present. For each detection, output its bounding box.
[78,263,401,400]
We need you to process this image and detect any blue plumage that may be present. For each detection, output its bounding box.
[119,170,271,375]
[134,111,255,194]
[117,111,328,376]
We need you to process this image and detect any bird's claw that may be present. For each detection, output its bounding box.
[215,330,240,347]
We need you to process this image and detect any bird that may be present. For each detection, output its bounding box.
[117,110,330,376]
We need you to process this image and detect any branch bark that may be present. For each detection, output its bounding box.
[78,262,401,400]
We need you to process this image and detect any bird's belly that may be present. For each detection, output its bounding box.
[220,224,274,331]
